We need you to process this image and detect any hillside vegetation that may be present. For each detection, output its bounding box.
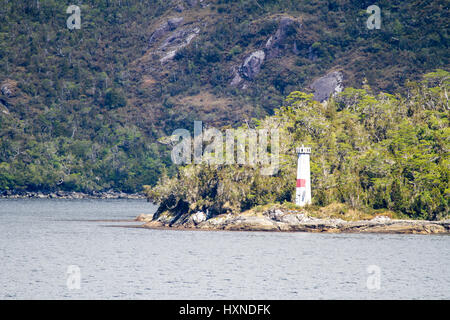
[0,0,448,193]
[146,71,449,221]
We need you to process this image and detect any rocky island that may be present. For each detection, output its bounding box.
[139,75,449,236]
[136,207,450,235]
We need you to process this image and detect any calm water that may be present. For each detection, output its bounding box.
[0,199,448,299]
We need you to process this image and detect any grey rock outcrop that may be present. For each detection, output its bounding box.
[265,17,297,59]
[142,208,450,234]
[160,25,199,51]
[310,71,344,102]
[147,15,200,64]
[230,67,244,86]
[159,26,200,63]
[230,50,266,87]
[240,50,265,81]
[191,211,207,224]
[149,17,184,46]
[231,16,299,87]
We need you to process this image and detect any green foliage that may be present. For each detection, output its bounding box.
[0,110,171,192]
[104,88,126,110]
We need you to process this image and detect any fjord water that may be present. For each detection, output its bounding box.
[0,199,448,299]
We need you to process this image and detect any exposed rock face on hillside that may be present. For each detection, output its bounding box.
[310,71,344,102]
[148,17,185,46]
[240,50,266,81]
[137,209,450,234]
[147,16,201,64]
[265,17,298,59]
[0,80,19,113]
[159,26,201,63]
[231,50,266,87]
[230,16,299,87]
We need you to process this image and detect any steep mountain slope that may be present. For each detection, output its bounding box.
[0,0,448,192]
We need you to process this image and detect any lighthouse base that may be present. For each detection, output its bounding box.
[295,187,311,206]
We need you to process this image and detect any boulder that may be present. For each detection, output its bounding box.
[240,50,265,81]
[230,66,243,86]
[222,216,279,231]
[265,17,297,59]
[191,211,206,224]
[159,26,200,63]
[265,208,284,221]
[310,71,344,102]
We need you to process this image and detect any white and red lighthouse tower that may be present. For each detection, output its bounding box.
[295,145,311,206]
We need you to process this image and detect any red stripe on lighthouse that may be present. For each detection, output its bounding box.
[296,179,306,187]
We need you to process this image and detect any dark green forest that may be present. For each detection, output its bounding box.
[0,0,448,195]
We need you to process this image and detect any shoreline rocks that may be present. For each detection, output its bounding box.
[139,208,450,235]
[0,190,146,200]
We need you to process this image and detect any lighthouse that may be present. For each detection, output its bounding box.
[295,145,311,206]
